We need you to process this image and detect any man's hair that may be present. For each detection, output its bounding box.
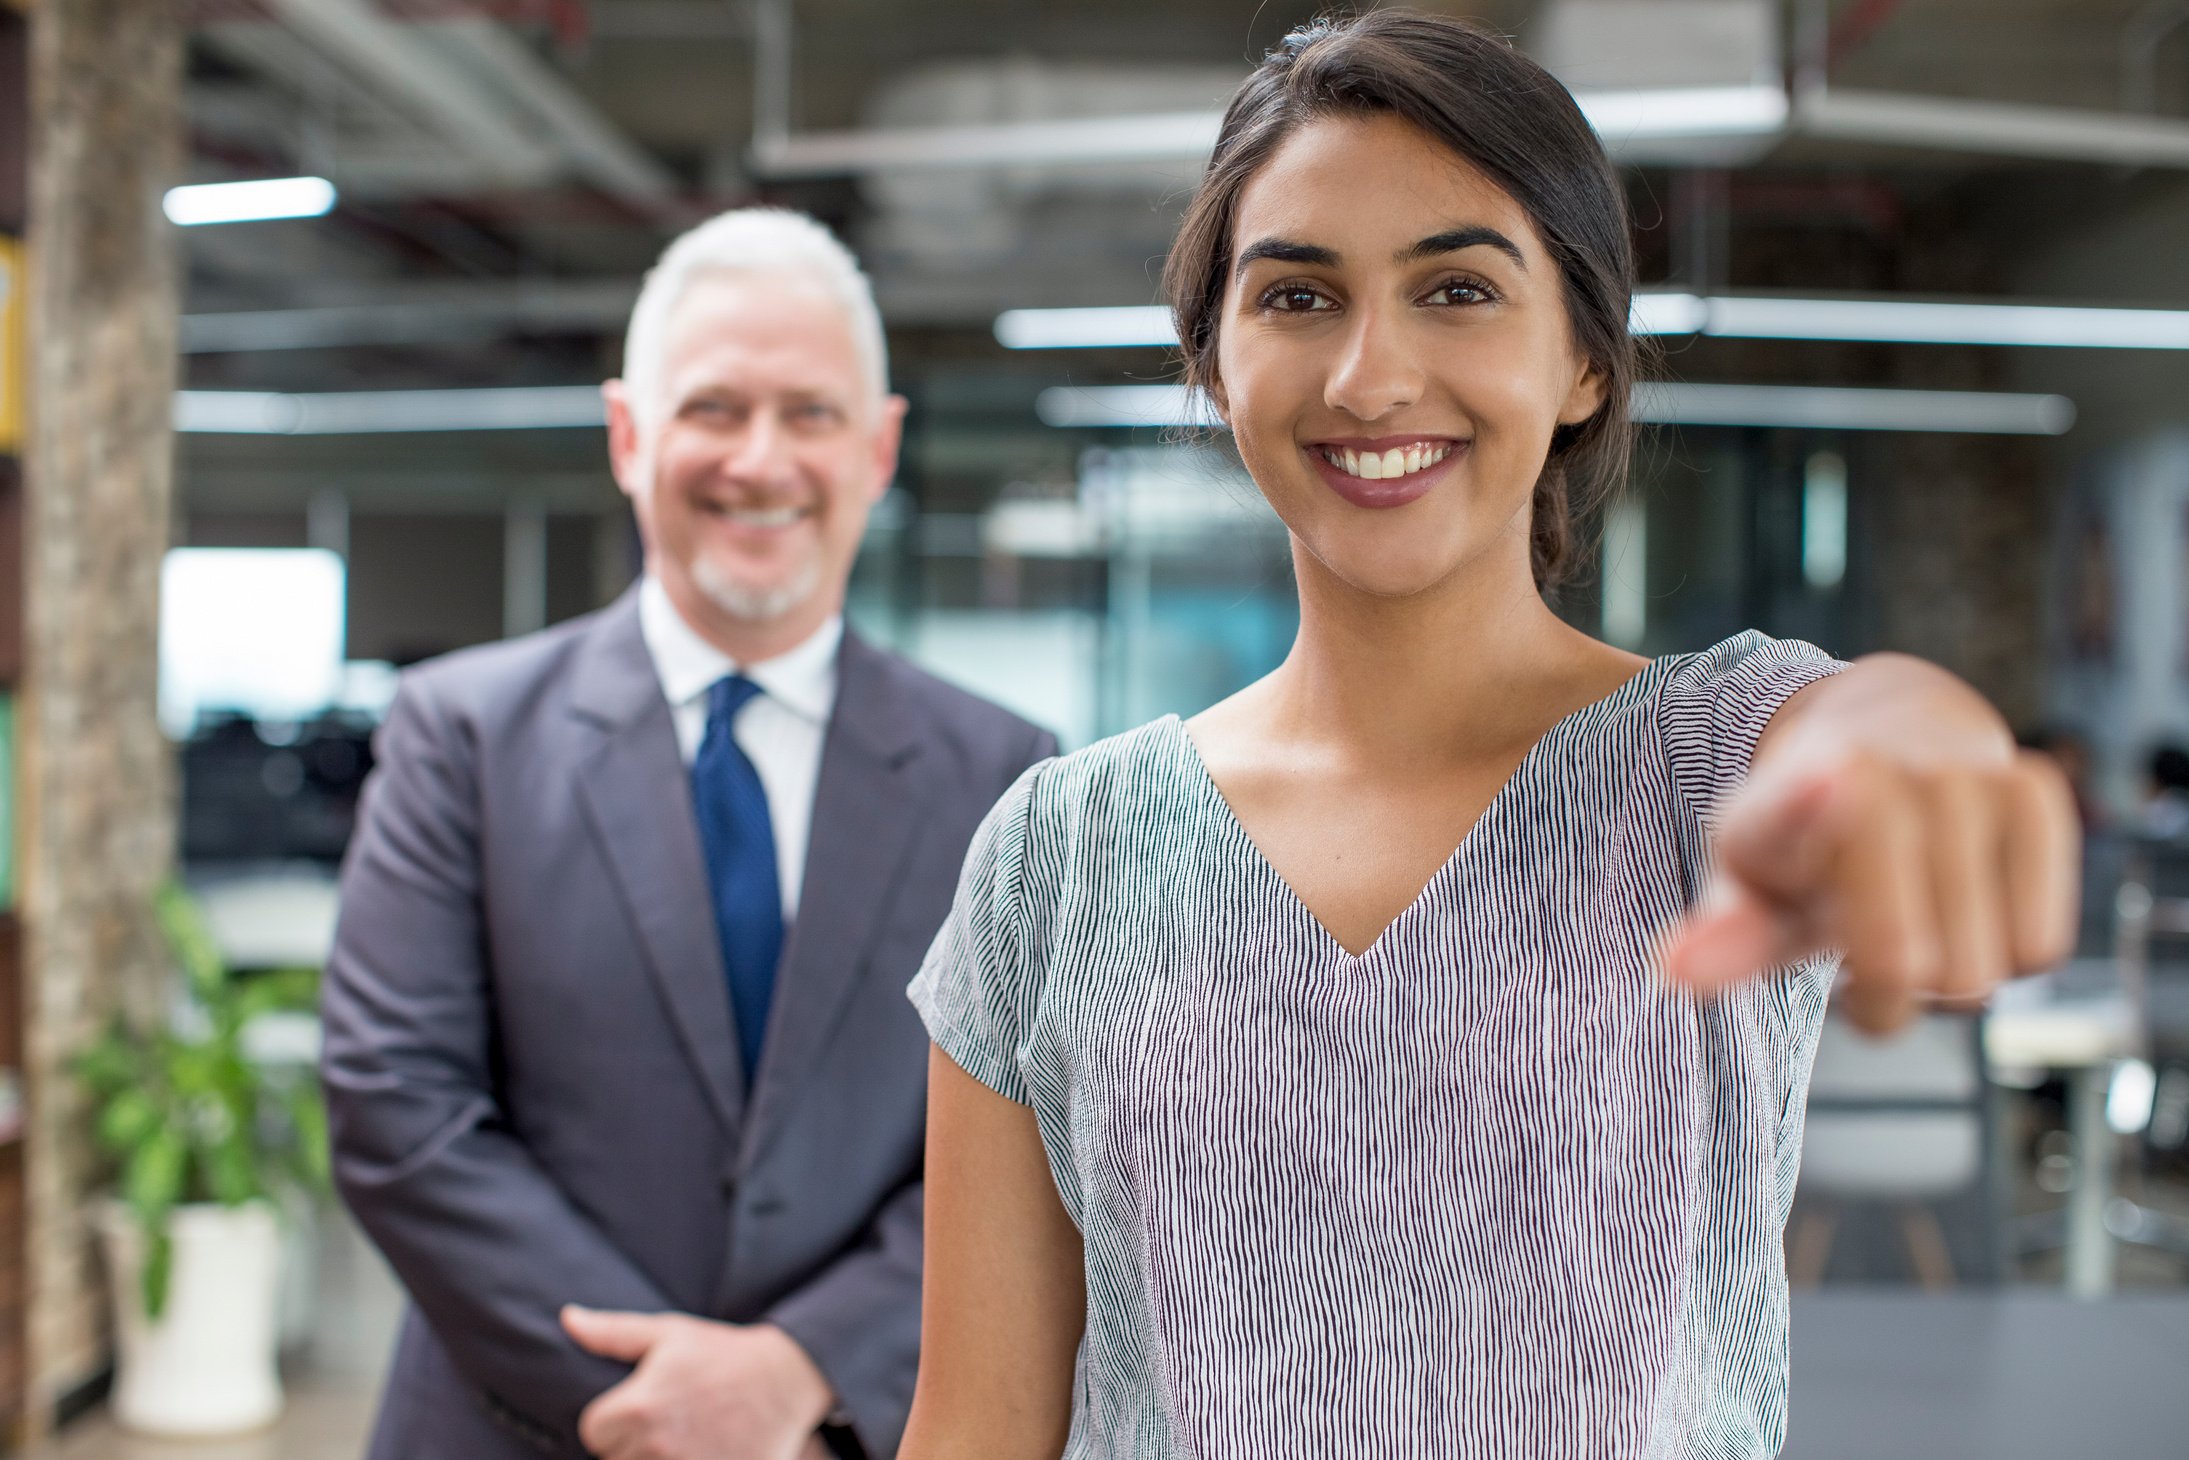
[620,207,889,418]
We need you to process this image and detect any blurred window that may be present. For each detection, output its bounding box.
[159,547,345,737]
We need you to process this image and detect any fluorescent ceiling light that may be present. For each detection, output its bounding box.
[1035,385,1221,430]
[1629,292,1710,336]
[163,176,338,227]
[995,305,1175,350]
[1003,293,2189,352]
[1036,382,2072,435]
[1004,300,1701,349]
[174,385,604,434]
[1687,295,2189,348]
[1573,84,1789,139]
[1633,383,2074,435]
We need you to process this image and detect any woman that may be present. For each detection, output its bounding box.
[902,12,2077,1458]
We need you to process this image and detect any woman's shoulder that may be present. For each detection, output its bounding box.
[1013,715,1201,824]
[1658,629,1842,687]
[1651,629,1849,817]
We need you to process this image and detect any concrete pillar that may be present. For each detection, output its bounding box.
[22,0,181,1429]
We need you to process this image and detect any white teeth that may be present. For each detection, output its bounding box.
[725,505,803,527]
[1321,443,1455,482]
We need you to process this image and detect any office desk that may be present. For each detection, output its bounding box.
[1985,966,2139,1295]
[1783,1290,2189,1459]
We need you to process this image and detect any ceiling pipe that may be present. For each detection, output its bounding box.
[427,17,685,219]
[2123,0,2189,113]
[265,0,563,185]
[1793,87,2189,167]
[745,0,2189,178]
[179,278,638,352]
[750,83,2189,177]
[221,0,681,215]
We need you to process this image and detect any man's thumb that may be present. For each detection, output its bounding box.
[561,1305,671,1362]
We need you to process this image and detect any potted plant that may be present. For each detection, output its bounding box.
[73,883,328,1436]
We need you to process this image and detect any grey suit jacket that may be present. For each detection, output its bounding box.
[322,587,1057,1460]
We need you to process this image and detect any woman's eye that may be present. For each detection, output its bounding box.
[1263,286,1332,313]
[1429,279,1494,306]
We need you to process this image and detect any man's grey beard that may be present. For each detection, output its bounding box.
[692,552,826,623]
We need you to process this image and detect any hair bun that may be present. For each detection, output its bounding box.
[1273,18,1335,61]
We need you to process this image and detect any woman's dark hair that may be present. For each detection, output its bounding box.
[1163,9,1638,591]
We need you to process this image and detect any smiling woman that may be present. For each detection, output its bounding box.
[1165,16,1639,592]
[900,11,2079,1460]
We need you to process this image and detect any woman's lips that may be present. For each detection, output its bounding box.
[1304,440,1468,509]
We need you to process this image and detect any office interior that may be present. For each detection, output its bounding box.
[3,0,2189,1456]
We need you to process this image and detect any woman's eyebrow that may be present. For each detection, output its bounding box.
[1234,238,1339,278]
[1402,226,1527,270]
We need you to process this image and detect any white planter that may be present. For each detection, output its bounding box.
[99,1201,284,1436]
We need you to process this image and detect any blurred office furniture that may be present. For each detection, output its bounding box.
[1790,1013,1992,1288]
[2101,836,2189,1266]
[1986,960,2139,1295]
[178,711,374,866]
[1781,1290,2189,1460]
[189,865,341,973]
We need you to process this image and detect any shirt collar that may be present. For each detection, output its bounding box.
[637,575,841,727]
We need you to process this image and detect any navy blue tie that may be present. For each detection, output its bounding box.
[691,675,783,1089]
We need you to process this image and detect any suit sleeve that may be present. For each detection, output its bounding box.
[766,724,1058,1459]
[322,673,676,1454]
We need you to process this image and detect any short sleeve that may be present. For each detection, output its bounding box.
[1659,631,1847,826]
[908,761,1049,1105]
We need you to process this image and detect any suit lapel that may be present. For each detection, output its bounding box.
[568,591,746,1134]
[738,630,931,1170]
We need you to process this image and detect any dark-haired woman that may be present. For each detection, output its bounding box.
[900,12,2078,1458]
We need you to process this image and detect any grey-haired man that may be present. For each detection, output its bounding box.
[324,209,1055,1460]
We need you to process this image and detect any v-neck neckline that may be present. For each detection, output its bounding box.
[1169,657,1669,966]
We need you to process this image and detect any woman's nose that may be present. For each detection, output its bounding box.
[1323,308,1424,422]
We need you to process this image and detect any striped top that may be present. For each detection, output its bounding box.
[909,632,1846,1460]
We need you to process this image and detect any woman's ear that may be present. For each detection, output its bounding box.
[1203,372,1231,428]
[1557,359,1608,427]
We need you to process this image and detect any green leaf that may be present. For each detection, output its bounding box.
[142,1229,173,1321]
[95,1089,161,1155]
[123,1131,185,1318]
[206,1134,258,1206]
[287,1089,330,1191]
[123,1129,185,1216]
[155,884,228,1005]
[72,1034,143,1094]
[234,968,319,1025]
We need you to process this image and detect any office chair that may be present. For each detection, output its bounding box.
[2105,835,2189,1261]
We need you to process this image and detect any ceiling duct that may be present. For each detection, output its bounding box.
[1524,0,1786,165]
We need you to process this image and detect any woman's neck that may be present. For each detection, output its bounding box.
[1266,536,1620,762]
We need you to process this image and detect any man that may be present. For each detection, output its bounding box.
[323,208,1057,1460]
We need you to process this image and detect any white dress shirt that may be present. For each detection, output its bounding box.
[637,575,840,922]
